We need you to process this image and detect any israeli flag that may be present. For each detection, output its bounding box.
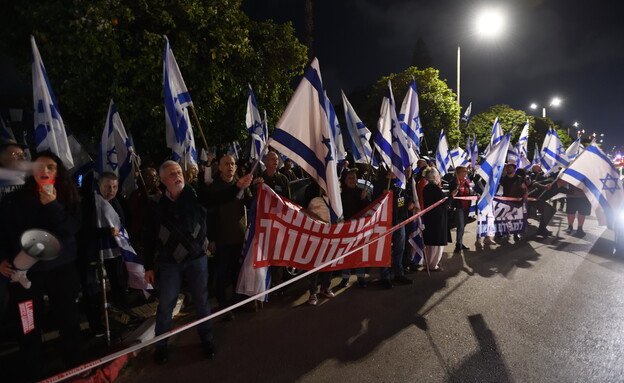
[31,36,74,169]
[96,100,136,197]
[163,36,197,168]
[375,80,410,187]
[325,92,347,162]
[461,102,473,127]
[450,146,469,167]
[0,117,15,140]
[476,132,511,214]
[565,137,583,161]
[226,141,242,161]
[471,134,479,168]
[542,128,569,174]
[560,142,623,226]
[435,129,452,176]
[341,91,377,166]
[398,78,423,155]
[540,128,553,164]
[483,117,503,156]
[94,193,152,291]
[246,85,265,161]
[517,120,531,169]
[268,58,343,222]
[532,144,542,166]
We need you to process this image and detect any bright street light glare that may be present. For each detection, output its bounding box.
[475,9,506,38]
[530,103,538,109]
[550,97,562,107]
[573,121,579,127]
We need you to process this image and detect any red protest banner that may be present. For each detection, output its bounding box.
[252,184,392,271]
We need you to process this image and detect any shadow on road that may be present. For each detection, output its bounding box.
[445,314,513,383]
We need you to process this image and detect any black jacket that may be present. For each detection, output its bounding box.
[422,183,453,246]
[0,187,80,272]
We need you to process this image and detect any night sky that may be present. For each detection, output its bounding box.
[244,0,624,151]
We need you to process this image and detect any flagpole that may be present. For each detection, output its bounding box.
[189,105,209,150]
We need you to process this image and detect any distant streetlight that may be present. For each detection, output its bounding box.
[529,97,562,118]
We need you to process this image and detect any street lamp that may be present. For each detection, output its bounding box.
[529,97,562,118]
[457,8,506,122]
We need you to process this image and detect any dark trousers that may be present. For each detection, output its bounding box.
[309,271,332,293]
[10,263,83,379]
[213,244,242,308]
[538,200,556,229]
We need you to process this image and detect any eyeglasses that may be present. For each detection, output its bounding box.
[10,151,25,158]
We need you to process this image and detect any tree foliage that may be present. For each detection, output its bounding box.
[466,104,572,154]
[0,0,308,162]
[359,66,460,157]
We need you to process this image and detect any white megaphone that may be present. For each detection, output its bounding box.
[10,229,61,289]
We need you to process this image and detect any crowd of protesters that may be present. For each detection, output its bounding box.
[0,137,592,379]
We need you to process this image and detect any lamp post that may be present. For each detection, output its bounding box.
[530,97,562,118]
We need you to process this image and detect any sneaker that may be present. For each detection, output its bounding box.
[154,345,169,365]
[203,340,216,359]
[484,237,497,246]
[513,234,522,242]
[336,278,350,289]
[320,289,335,298]
[308,293,318,306]
[575,228,586,237]
[454,246,461,253]
[381,279,393,289]
[565,225,574,234]
[474,240,483,250]
[461,244,470,250]
[393,276,413,285]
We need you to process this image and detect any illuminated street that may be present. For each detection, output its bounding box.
[116,213,624,382]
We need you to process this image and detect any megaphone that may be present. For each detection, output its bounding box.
[10,229,61,289]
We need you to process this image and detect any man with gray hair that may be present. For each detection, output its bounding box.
[143,160,251,365]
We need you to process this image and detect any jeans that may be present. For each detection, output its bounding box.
[381,225,406,279]
[455,208,469,248]
[155,256,213,347]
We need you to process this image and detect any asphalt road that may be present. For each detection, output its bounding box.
[116,212,624,383]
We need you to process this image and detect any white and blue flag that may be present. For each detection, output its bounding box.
[398,78,423,156]
[96,100,136,197]
[560,142,623,226]
[31,36,74,169]
[163,36,197,168]
[483,117,503,156]
[226,141,242,161]
[94,193,152,291]
[542,128,568,174]
[476,132,511,214]
[341,91,377,166]
[0,117,15,140]
[325,92,347,162]
[471,135,479,168]
[565,137,583,161]
[435,129,452,176]
[450,146,469,167]
[517,120,531,169]
[246,84,265,161]
[532,144,542,166]
[375,80,410,187]
[461,102,473,127]
[268,58,343,222]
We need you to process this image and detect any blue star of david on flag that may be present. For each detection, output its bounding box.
[600,173,621,194]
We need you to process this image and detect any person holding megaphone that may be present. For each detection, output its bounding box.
[0,150,83,380]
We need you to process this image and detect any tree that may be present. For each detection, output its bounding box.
[359,66,460,157]
[0,0,308,161]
